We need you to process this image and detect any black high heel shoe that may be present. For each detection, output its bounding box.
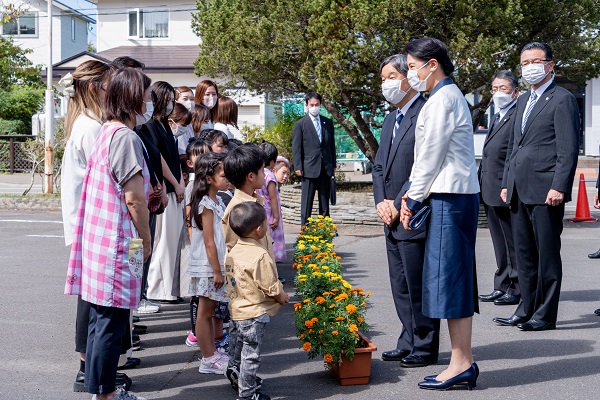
[418,363,478,390]
[424,362,479,381]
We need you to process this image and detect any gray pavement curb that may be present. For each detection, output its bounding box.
[0,196,61,211]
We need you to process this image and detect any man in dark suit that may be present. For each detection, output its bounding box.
[588,157,600,259]
[292,92,337,225]
[373,54,439,367]
[478,70,520,306]
[493,42,579,331]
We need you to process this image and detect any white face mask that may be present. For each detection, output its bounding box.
[308,105,320,117]
[179,99,194,112]
[145,101,154,118]
[381,78,408,105]
[204,96,216,109]
[492,90,516,110]
[407,61,433,92]
[169,120,187,137]
[165,102,174,116]
[521,62,550,85]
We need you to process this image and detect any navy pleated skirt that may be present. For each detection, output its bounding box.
[422,193,479,319]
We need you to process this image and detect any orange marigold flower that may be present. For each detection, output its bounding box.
[336,316,345,321]
[324,353,333,363]
[303,342,312,351]
[299,334,305,339]
[349,324,358,333]
[332,331,339,336]
[315,297,326,304]
[294,303,302,311]
[305,320,314,329]
[303,299,311,303]
[318,330,324,334]
[309,329,313,333]
[357,317,364,323]
[346,304,357,314]
[329,304,335,309]
[311,317,318,322]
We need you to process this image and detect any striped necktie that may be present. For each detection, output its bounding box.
[392,111,403,144]
[312,116,322,142]
[521,91,538,132]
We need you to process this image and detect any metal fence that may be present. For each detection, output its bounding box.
[0,135,36,173]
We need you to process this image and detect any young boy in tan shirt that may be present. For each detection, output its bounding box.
[224,202,289,400]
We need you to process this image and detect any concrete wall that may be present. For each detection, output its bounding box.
[96,1,199,52]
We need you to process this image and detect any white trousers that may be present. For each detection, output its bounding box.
[146,192,184,301]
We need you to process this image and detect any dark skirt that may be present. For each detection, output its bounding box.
[422,193,479,319]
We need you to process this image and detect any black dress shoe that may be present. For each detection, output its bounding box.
[595,308,600,316]
[73,370,132,391]
[118,357,141,370]
[493,315,528,326]
[133,325,147,335]
[588,249,600,258]
[494,293,520,306]
[381,349,411,361]
[478,290,505,302]
[133,315,140,323]
[401,354,437,368]
[517,319,556,331]
[132,334,140,342]
[418,363,478,391]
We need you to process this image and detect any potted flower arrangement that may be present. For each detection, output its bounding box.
[293,216,377,385]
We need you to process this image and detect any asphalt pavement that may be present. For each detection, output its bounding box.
[1,210,600,399]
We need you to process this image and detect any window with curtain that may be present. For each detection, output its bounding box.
[128,9,169,38]
[1,12,38,36]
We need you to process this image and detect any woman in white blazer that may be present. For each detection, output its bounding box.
[400,38,480,391]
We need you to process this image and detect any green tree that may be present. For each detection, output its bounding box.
[0,36,44,134]
[193,0,600,162]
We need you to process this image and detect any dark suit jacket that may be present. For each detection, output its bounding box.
[372,95,427,241]
[479,106,516,207]
[502,82,579,204]
[292,114,336,179]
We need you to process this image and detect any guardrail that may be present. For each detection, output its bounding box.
[0,135,36,174]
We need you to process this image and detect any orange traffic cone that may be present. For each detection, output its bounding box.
[570,173,597,222]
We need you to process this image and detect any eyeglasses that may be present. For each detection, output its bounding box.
[490,86,513,94]
[519,58,549,67]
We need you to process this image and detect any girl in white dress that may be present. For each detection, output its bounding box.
[188,152,231,374]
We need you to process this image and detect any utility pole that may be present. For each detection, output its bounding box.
[44,0,54,194]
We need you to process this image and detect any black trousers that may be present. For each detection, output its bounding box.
[75,296,131,356]
[385,234,440,358]
[300,165,331,225]
[511,189,564,324]
[484,204,519,295]
[85,303,131,394]
[141,212,157,300]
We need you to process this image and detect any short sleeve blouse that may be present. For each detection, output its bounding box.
[188,195,227,278]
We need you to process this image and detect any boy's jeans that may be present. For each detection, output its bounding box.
[229,314,269,398]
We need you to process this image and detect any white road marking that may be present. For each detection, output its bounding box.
[26,234,64,238]
[0,219,62,224]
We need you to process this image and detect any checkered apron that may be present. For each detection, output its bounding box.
[64,123,150,309]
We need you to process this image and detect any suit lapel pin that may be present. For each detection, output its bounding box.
[546,97,549,100]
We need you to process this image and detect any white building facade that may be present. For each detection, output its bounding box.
[1,0,93,67]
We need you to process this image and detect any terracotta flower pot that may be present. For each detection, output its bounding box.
[330,332,377,386]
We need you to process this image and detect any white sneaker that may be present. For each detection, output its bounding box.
[92,387,146,400]
[145,299,161,307]
[199,353,228,375]
[136,299,159,314]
